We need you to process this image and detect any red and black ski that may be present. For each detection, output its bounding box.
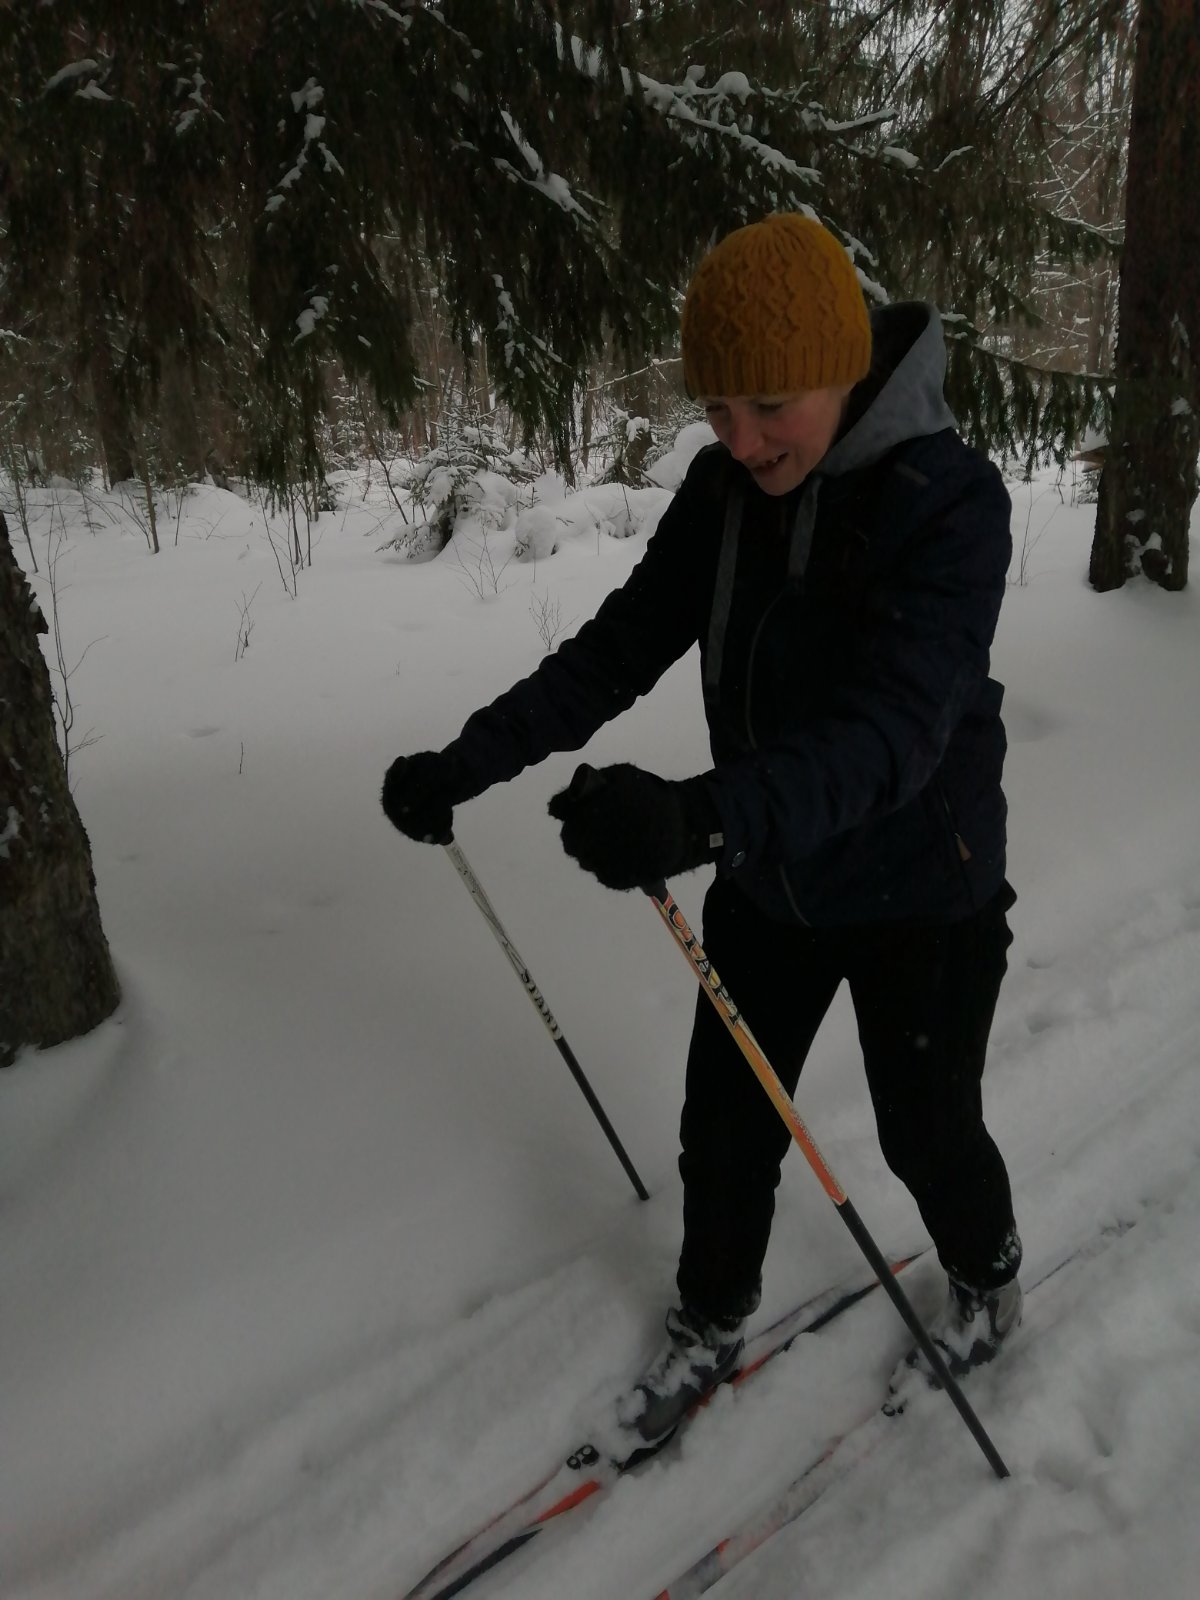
[401,1253,925,1600]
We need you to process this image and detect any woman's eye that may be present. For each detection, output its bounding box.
[755,402,783,415]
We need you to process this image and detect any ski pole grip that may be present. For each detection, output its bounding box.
[566,762,605,802]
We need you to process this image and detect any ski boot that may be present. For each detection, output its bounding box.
[617,1303,745,1457]
[887,1275,1023,1410]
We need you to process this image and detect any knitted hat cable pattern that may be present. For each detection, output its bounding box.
[681,213,872,399]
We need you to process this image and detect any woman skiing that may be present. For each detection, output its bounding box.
[382,212,1023,1445]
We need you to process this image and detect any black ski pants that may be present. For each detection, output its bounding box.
[676,877,1021,1328]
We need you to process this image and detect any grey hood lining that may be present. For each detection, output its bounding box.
[819,301,958,479]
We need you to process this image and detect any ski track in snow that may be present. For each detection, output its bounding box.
[2,471,1199,1600]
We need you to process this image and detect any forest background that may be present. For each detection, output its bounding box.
[1,0,1199,1062]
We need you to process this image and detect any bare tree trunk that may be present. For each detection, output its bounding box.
[475,336,491,417]
[1090,0,1200,592]
[0,514,120,1069]
[141,463,161,555]
[87,341,136,488]
[579,377,594,473]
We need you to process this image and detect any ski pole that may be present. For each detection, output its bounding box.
[443,837,650,1203]
[647,879,1009,1480]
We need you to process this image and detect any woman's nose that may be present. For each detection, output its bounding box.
[725,414,762,460]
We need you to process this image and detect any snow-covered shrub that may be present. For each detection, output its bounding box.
[512,482,672,560]
[642,420,717,491]
[382,423,536,560]
[594,410,654,486]
[380,416,709,571]
[591,405,717,492]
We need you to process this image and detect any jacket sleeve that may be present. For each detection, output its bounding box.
[705,451,1012,875]
[443,464,717,796]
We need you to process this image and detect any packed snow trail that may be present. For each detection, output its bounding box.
[11,872,1197,1600]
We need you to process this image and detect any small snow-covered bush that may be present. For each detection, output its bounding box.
[512,482,673,560]
[382,423,537,560]
[643,420,717,491]
[592,407,715,491]
[378,417,712,573]
[594,411,654,486]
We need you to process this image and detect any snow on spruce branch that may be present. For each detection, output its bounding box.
[496,111,594,222]
[665,72,899,143]
[294,294,330,343]
[265,78,345,217]
[173,68,215,138]
[621,67,821,186]
[352,0,415,27]
[839,230,887,304]
[42,59,102,95]
[558,30,902,190]
[559,40,819,190]
[933,146,975,174]
[492,274,567,378]
[0,806,20,861]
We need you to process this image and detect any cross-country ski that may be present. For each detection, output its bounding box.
[405,1256,924,1600]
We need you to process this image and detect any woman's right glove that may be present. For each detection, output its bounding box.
[547,762,722,891]
[381,750,471,844]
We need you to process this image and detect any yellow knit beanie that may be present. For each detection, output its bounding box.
[681,213,872,398]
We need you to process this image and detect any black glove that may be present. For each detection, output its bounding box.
[381,750,471,844]
[547,762,722,891]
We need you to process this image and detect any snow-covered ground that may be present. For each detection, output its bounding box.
[3,450,1199,1600]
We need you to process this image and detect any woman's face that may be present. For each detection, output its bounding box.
[701,386,853,496]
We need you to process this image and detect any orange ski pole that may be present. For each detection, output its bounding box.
[646,879,1009,1480]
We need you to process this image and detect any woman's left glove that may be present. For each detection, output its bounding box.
[547,762,722,891]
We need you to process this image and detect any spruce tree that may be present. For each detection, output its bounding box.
[0,1,1132,490]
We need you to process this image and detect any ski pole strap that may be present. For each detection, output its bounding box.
[647,883,847,1206]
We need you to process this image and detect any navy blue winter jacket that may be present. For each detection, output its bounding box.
[445,303,1013,926]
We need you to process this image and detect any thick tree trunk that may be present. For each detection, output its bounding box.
[1090,0,1200,592]
[0,514,120,1069]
